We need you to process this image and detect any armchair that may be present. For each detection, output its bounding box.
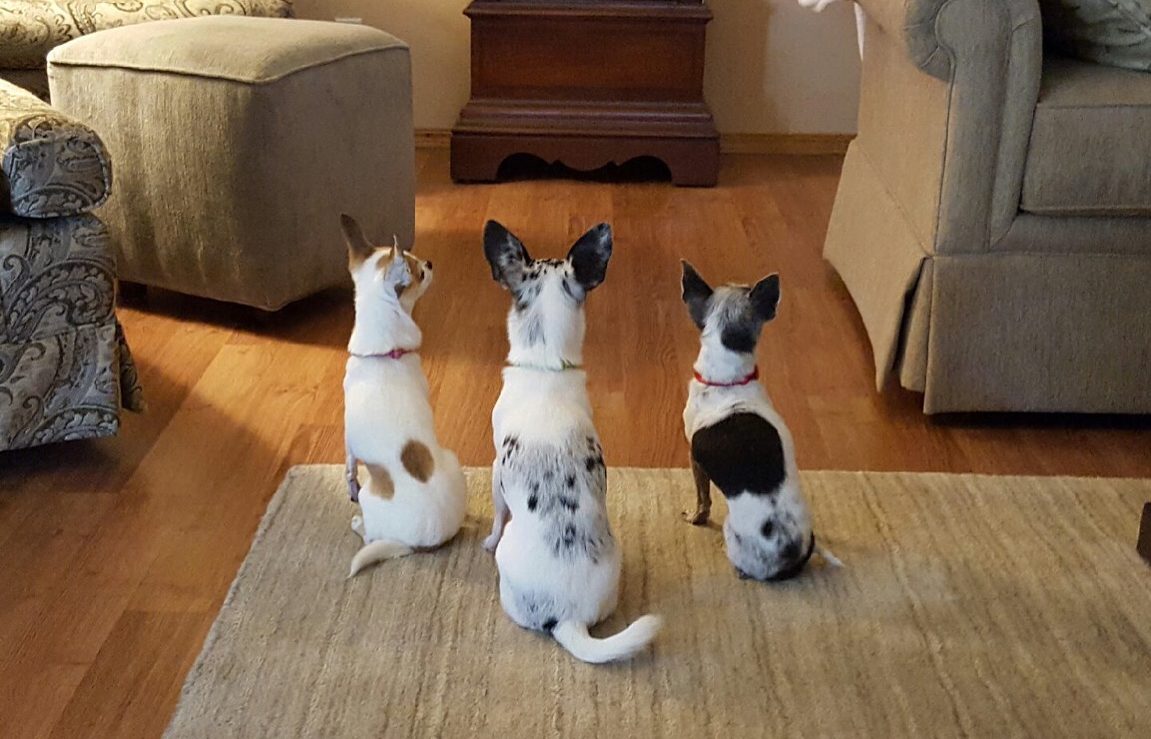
[0,78,141,451]
[825,0,1151,412]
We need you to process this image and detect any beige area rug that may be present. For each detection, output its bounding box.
[165,467,1151,738]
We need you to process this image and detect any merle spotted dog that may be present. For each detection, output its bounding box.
[680,261,841,581]
[481,220,661,664]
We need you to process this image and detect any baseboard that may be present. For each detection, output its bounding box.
[719,133,854,155]
[415,129,452,149]
[416,130,854,155]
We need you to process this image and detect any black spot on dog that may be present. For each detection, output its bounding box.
[528,494,539,512]
[531,481,540,493]
[562,524,577,546]
[585,456,598,472]
[560,496,578,512]
[691,413,786,498]
[565,474,576,488]
[766,533,816,582]
[720,323,758,354]
[543,618,558,632]
[761,520,775,538]
[560,279,583,304]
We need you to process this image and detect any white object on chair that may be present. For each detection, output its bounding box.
[796,0,866,58]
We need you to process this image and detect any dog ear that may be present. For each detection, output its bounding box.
[749,273,780,322]
[681,260,713,329]
[341,213,375,269]
[483,220,531,290]
[383,248,413,295]
[566,223,612,292]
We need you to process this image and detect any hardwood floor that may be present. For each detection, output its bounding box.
[2,150,1149,737]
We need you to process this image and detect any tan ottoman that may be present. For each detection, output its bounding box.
[46,16,415,310]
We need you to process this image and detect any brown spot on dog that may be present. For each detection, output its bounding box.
[401,440,435,482]
[341,213,376,269]
[365,463,395,499]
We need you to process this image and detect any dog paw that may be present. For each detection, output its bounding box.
[682,509,710,526]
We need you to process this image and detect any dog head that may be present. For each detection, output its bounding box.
[483,220,612,367]
[724,489,815,582]
[680,261,780,355]
[341,213,432,314]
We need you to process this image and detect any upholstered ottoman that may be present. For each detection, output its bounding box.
[46,17,414,310]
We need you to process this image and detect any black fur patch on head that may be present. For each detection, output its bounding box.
[720,323,757,353]
[567,224,613,292]
[681,261,714,330]
[761,520,775,538]
[690,412,786,499]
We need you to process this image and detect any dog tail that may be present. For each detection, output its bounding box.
[348,539,414,578]
[552,615,662,664]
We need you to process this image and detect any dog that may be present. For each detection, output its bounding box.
[680,261,840,581]
[341,213,467,578]
[481,220,661,664]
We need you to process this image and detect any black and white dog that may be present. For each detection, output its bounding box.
[680,261,840,581]
[482,221,661,663]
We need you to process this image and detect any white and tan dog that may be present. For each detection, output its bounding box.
[680,262,840,581]
[482,220,661,664]
[341,214,467,578]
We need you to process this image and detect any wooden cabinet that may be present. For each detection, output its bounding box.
[451,1,720,186]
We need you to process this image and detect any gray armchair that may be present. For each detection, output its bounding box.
[825,0,1151,413]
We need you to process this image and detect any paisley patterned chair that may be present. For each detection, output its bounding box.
[0,0,294,98]
[0,77,142,451]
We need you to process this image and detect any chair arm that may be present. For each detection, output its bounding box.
[852,0,1044,252]
[0,79,111,218]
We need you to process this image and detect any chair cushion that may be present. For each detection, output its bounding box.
[0,78,111,218]
[0,1,294,70]
[1022,56,1151,216]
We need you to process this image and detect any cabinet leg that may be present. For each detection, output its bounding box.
[1139,503,1151,564]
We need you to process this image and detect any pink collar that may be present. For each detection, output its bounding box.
[693,366,759,387]
[350,347,416,361]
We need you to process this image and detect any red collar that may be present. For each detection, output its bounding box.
[350,347,416,361]
[693,366,759,387]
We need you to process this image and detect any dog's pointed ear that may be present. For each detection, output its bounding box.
[383,249,413,296]
[681,260,713,329]
[341,213,375,269]
[567,223,612,292]
[750,273,780,322]
[483,220,531,290]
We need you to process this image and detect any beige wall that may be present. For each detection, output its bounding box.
[293,0,861,135]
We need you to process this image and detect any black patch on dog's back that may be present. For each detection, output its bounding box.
[691,412,785,498]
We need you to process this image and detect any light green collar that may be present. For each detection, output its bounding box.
[506,360,582,372]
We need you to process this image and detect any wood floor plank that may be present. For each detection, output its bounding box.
[1,151,1149,738]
